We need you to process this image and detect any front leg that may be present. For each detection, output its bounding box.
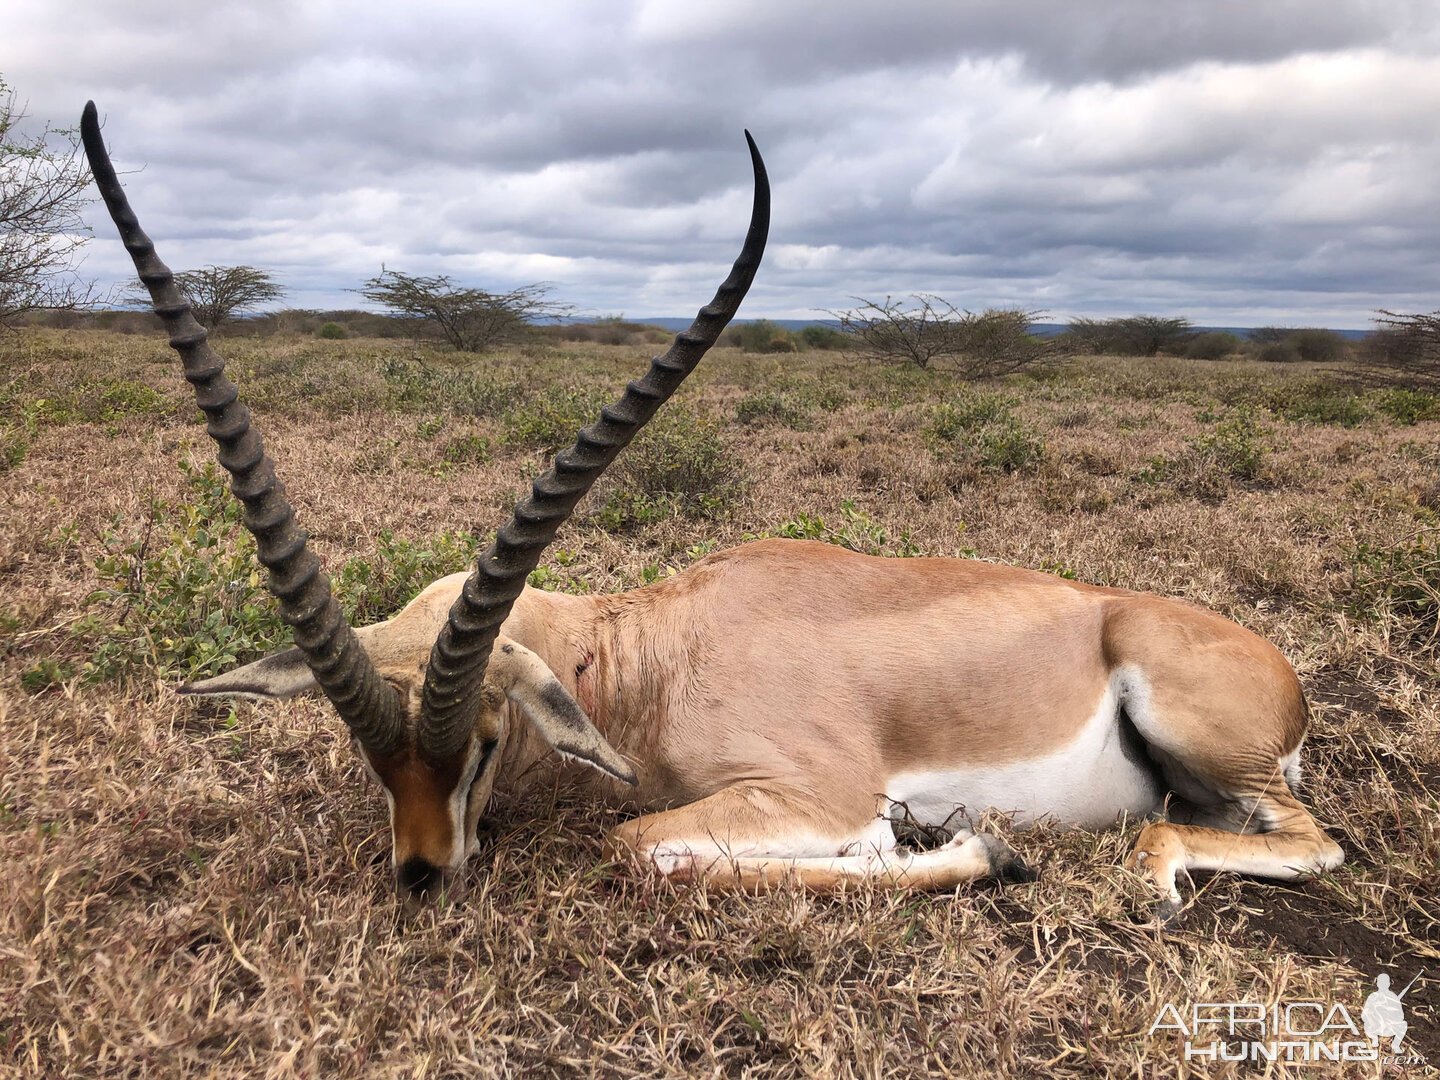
[606,783,1028,893]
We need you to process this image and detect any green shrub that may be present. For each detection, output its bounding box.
[1288,328,1350,363]
[20,658,74,694]
[378,356,521,418]
[1251,328,1350,364]
[813,383,849,411]
[502,386,610,451]
[1256,341,1300,363]
[97,380,168,420]
[771,500,922,557]
[331,529,479,624]
[440,433,492,464]
[1370,388,1440,425]
[13,378,173,428]
[596,410,743,529]
[316,322,346,339]
[0,426,26,473]
[1062,315,1192,357]
[83,461,289,682]
[730,320,798,353]
[927,391,1045,474]
[928,392,1015,441]
[1194,411,1267,481]
[591,491,679,533]
[798,325,849,351]
[1184,331,1243,360]
[976,423,1046,473]
[79,460,481,683]
[1140,408,1269,498]
[735,389,811,429]
[1268,381,1370,427]
[1347,533,1438,638]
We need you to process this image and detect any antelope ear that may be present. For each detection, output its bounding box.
[178,647,317,700]
[488,638,637,786]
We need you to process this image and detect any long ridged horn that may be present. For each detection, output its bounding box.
[80,102,404,754]
[417,131,770,763]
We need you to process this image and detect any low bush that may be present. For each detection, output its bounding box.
[596,410,743,530]
[771,500,923,557]
[79,461,485,683]
[331,529,479,624]
[440,433,492,464]
[1267,381,1370,427]
[798,325,849,351]
[82,461,289,683]
[729,320,799,354]
[976,423,1046,473]
[1062,315,1192,357]
[1184,331,1243,360]
[1371,387,1440,425]
[377,356,522,418]
[0,426,26,473]
[502,386,611,451]
[1347,532,1439,640]
[1251,328,1350,363]
[735,388,812,429]
[1139,408,1270,499]
[1288,328,1351,363]
[928,392,1015,441]
[927,391,1045,474]
[1256,341,1301,363]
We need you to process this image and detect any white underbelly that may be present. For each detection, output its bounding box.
[882,685,1161,830]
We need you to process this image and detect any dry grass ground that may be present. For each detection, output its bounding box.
[2,328,1437,1077]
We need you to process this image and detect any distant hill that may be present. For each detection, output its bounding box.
[631,317,1370,340]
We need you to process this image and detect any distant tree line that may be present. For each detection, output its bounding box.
[1060,316,1354,364]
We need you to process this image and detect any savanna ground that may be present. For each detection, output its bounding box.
[1,327,1437,1077]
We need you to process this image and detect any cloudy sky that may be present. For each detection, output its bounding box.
[9,1,1440,327]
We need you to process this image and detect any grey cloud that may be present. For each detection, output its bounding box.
[8,0,1440,326]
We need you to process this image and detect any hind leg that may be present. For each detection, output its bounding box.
[1105,608,1345,914]
[607,782,1029,893]
[1127,779,1343,915]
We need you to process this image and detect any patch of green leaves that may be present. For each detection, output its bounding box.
[1138,407,1271,499]
[440,433,492,465]
[927,391,1045,474]
[1347,532,1439,639]
[79,460,481,684]
[502,386,611,451]
[592,410,744,531]
[770,500,923,557]
[1266,380,1370,427]
[331,529,479,624]
[1370,388,1440,425]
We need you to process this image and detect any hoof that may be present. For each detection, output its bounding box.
[977,834,1036,884]
[998,855,1038,885]
[1155,897,1184,925]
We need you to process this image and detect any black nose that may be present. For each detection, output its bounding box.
[396,856,443,896]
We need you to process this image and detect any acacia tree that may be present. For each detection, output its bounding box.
[832,294,1054,377]
[1370,308,1440,385]
[150,265,286,330]
[0,78,93,324]
[1062,315,1193,356]
[357,270,572,352]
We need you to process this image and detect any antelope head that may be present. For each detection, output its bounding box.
[80,103,770,899]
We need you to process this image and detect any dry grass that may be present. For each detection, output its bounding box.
[2,329,1437,1077]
